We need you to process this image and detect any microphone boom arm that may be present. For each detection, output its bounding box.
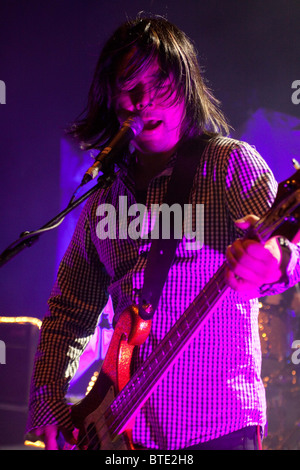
[1,116,143,268]
[0,173,115,268]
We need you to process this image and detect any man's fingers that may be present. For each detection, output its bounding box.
[61,428,77,446]
[44,428,59,450]
[35,425,59,450]
[226,235,283,297]
[226,240,265,285]
[234,214,259,230]
[225,268,260,299]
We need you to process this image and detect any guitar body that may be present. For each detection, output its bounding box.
[70,305,152,450]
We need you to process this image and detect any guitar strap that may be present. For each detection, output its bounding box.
[139,135,210,320]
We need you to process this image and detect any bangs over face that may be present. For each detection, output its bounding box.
[110,18,192,109]
[113,49,182,110]
[71,15,230,150]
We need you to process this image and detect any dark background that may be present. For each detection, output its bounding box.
[0,0,299,318]
[0,0,300,450]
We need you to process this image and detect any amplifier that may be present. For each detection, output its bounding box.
[0,317,41,446]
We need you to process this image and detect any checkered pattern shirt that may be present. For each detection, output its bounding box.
[27,136,300,449]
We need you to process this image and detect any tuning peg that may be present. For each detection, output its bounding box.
[292,158,300,170]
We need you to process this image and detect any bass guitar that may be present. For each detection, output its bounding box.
[69,169,300,450]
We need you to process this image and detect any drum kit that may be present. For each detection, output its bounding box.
[258,286,300,449]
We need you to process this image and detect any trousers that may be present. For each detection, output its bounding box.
[184,426,262,450]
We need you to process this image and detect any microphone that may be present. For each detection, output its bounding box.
[81,115,144,186]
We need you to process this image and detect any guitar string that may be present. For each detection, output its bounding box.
[111,271,228,435]
[108,266,228,437]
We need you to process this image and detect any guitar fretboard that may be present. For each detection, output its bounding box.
[107,263,228,438]
[106,200,288,437]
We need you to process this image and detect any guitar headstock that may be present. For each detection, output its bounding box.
[254,169,300,244]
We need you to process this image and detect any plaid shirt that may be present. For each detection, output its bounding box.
[27,136,300,449]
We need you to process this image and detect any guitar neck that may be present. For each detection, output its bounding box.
[106,187,300,439]
[107,262,229,438]
[71,169,300,449]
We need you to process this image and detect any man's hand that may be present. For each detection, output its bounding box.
[34,424,77,450]
[225,215,284,299]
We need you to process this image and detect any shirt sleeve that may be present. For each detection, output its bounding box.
[26,197,110,435]
[223,139,300,295]
[223,140,278,223]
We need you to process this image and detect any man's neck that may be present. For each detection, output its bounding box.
[133,150,174,191]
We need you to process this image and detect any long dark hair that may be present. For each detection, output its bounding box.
[70,14,230,150]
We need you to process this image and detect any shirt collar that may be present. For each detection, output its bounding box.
[118,151,177,190]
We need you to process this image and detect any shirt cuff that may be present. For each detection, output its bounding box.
[259,238,298,296]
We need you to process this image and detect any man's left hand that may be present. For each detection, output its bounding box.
[225,215,284,298]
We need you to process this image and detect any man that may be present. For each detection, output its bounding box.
[26,15,300,450]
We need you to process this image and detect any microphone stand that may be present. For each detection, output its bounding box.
[0,171,116,268]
